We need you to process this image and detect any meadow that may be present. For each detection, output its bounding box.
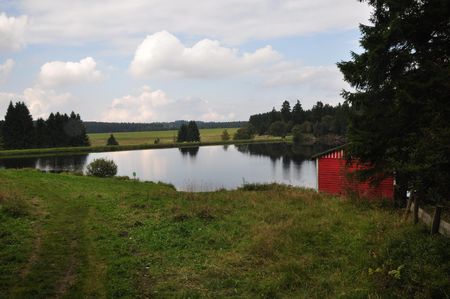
[87,128,243,146]
[0,169,448,298]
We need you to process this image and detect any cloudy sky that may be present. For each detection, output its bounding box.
[0,0,371,122]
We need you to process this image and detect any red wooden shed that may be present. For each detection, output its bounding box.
[314,146,394,199]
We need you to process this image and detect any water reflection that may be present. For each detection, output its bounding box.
[0,143,328,191]
[179,146,199,157]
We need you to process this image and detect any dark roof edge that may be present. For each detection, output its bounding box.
[311,144,347,159]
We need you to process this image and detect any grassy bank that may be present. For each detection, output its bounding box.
[1,169,448,298]
[0,138,284,159]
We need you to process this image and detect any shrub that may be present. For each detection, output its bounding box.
[221,129,230,141]
[86,158,117,177]
[106,134,119,146]
[233,124,256,140]
[291,124,303,144]
[268,121,288,137]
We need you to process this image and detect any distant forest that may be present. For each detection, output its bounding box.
[248,100,350,137]
[85,120,247,134]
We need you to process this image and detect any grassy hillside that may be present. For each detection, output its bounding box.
[0,170,448,298]
[88,128,243,146]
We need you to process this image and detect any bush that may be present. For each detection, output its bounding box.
[86,158,118,177]
[291,124,303,144]
[221,129,230,141]
[268,121,288,138]
[106,134,119,146]
[233,124,256,140]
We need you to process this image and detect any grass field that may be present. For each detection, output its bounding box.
[1,169,449,298]
[88,128,242,146]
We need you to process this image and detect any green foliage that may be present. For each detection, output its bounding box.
[268,121,288,138]
[186,121,200,142]
[233,124,256,140]
[2,101,35,149]
[1,101,90,150]
[291,125,303,144]
[249,100,350,137]
[338,0,450,205]
[177,121,200,142]
[106,134,119,146]
[86,158,118,177]
[370,227,450,298]
[221,129,230,141]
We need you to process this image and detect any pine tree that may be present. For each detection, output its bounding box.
[280,100,291,122]
[186,121,200,142]
[177,124,188,142]
[291,100,304,124]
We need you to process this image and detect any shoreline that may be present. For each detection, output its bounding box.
[0,139,288,159]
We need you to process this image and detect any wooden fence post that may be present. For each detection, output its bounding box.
[431,206,443,235]
[403,197,412,221]
[413,195,419,224]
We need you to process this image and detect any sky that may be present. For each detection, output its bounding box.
[0,0,372,122]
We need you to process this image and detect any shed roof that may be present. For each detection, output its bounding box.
[311,144,346,159]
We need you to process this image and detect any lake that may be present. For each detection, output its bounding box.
[0,143,330,191]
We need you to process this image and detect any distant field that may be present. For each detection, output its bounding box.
[89,128,256,146]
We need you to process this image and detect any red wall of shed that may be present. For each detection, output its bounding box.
[318,156,394,199]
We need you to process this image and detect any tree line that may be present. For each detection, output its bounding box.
[233,100,350,141]
[0,101,90,150]
[85,120,246,134]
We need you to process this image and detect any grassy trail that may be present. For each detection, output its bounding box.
[1,170,449,298]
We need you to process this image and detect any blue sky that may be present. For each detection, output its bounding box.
[0,0,371,122]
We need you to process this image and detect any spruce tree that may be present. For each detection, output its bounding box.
[186,121,200,142]
[338,0,450,205]
[3,101,35,149]
[280,100,291,122]
[291,100,304,124]
[177,124,188,142]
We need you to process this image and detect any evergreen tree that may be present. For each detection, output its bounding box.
[338,0,450,206]
[280,100,291,122]
[2,101,35,149]
[35,118,49,148]
[177,124,188,142]
[186,121,200,142]
[107,134,119,146]
[291,100,304,124]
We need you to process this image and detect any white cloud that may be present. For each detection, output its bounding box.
[103,86,171,122]
[0,59,14,83]
[0,12,27,52]
[19,0,371,46]
[263,62,346,90]
[0,86,72,119]
[103,86,236,122]
[130,31,280,78]
[38,57,103,87]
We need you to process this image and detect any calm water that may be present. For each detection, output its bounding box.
[0,143,328,191]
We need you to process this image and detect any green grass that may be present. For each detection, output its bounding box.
[1,170,449,298]
[88,128,245,146]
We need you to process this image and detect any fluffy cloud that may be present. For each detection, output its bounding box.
[0,86,72,119]
[103,86,236,122]
[263,62,346,91]
[0,59,14,83]
[19,0,370,46]
[103,86,171,122]
[0,13,27,52]
[130,31,280,78]
[38,57,103,87]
